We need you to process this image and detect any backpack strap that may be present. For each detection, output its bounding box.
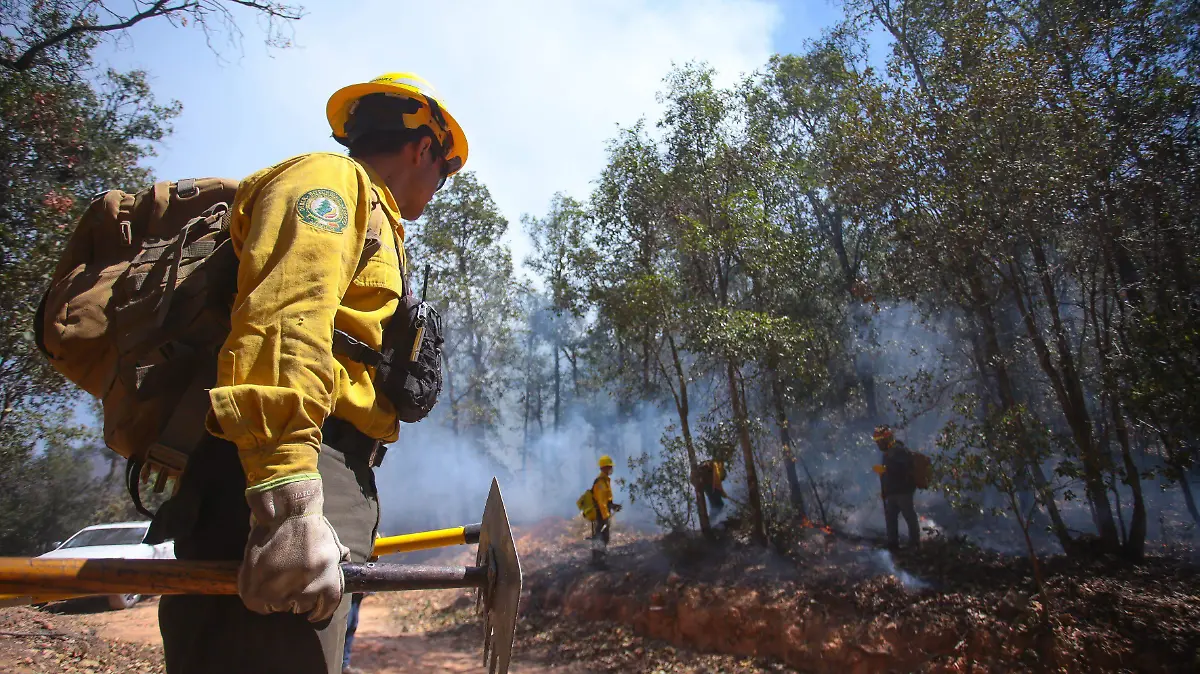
[356,189,385,278]
[334,188,399,368]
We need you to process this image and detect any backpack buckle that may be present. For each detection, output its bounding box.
[368,441,387,468]
[176,179,199,199]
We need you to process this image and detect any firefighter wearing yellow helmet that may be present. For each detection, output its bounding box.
[587,455,622,569]
[152,72,469,674]
[327,72,469,181]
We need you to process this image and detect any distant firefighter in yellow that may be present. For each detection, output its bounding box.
[576,455,622,569]
[691,460,728,514]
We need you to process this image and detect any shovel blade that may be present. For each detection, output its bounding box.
[476,478,522,674]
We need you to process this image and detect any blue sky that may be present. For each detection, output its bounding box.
[95,0,848,269]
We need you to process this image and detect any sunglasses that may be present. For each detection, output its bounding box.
[436,156,450,191]
[432,132,462,192]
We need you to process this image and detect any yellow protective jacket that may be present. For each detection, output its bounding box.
[206,152,407,492]
[592,474,613,521]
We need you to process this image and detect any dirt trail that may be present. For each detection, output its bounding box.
[347,602,565,673]
[0,597,559,674]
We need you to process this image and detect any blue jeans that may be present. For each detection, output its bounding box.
[342,593,366,669]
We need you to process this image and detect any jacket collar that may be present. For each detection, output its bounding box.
[356,160,405,240]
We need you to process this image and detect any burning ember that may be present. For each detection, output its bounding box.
[801,517,834,535]
[918,515,944,537]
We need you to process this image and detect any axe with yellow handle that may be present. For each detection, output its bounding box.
[0,479,522,674]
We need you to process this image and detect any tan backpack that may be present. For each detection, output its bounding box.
[35,177,385,502]
[35,178,241,498]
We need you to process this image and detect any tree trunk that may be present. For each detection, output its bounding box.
[1008,488,1046,598]
[662,335,711,535]
[1033,245,1120,550]
[771,371,807,520]
[1006,255,1119,551]
[1177,468,1200,528]
[861,366,879,420]
[968,273,1073,547]
[445,355,459,437]
[553,325,562,432]
[1112,403,1146,559]
[807,192,878,422]
[522,326,534,475]
[1089,259,1147,560]
[727,359,766,545]
[1112,479,1127,546]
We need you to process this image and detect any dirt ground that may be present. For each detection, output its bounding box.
[0,596,557,674]
[0,575,779,673]
[4,517,1196,673]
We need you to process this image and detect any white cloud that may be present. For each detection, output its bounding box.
[103,0,781,267]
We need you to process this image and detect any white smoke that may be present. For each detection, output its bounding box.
[373,406,666,537]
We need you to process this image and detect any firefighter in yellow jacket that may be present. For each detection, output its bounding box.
[150,73,467,674]
[587,455,622,569]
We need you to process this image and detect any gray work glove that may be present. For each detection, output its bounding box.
[238,478,350,622]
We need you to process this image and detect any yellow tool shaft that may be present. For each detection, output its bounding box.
[372,523,480,556]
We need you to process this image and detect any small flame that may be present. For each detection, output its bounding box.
[800,517,834,535]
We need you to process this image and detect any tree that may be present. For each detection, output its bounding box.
[588,122,721,536]
[0,0,306,556]
[524,193,590,432]
[412,172,521,448]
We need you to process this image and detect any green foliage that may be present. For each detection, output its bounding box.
[937,399,1057,516]
[0,66,179,437]
[625,430,695,533]
[412,172,521,443]
[570,0,1198,558]
[0,0,246,556]
[0,420,141,555]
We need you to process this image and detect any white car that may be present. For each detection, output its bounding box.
[38,521,175,610]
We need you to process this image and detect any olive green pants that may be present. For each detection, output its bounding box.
[151,434,379,674]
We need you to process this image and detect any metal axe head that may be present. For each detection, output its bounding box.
[476,478,523,674]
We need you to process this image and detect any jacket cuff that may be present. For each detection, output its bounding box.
[239,445,321,493]
[206,385,324,491]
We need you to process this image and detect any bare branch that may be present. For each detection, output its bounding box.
[0,0,304,72]
[1,1,184,71]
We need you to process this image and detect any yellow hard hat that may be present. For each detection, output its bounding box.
[598,455,614,468]
[327,72,468,175]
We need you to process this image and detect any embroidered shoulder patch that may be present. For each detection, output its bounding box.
[296,189,349,233]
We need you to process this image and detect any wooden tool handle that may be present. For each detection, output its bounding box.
[0,558,239,596]
[0,558,485,598]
